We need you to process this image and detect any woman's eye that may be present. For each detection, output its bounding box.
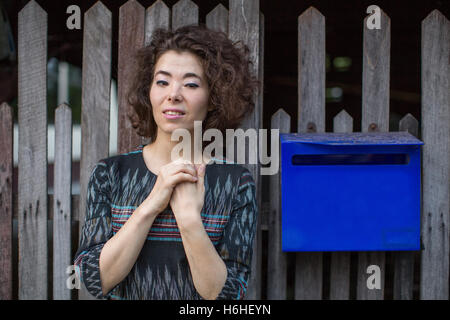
[186,83,199,88]
[156,80,168,86]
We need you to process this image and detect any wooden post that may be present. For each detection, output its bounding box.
[329,109,353,300]
[296,6,325,300]
[392,113,419,300]
[145,0,171,46]
[267,109,290,299]
[206,4,228,33]
[53,103,73,300]
[172,0,198,31]
[17,0,48,300]
[78,1,112,300]
[357,8,390,300]
[420,10,449,300]
[0,102,13,300]
[118,0,145,155]
[229,0,262,300]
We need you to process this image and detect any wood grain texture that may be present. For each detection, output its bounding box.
[79,1,112,300]
[329,109,353,300]
[229,0,261,300]
[206,4,228,33]
[361,9,390,133]
[145,0,171,45]
[392,113,419,300]
[0,102,13,299]
[357,8,390,300]
[53,104,72,300]
[333,109,353,133]
[267,109,290,299]
[296,6,325,300]
[172,0,198,31]
[298,7,325,134]
[420,10,449,300]
[17,0,48,300]
[118,0,145,155]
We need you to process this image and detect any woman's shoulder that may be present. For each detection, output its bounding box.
[94,144,145,172]
[206,159,255,184]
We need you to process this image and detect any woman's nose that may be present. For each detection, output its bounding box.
[168,84,182,102]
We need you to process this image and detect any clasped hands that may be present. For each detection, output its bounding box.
[144,158,206,230]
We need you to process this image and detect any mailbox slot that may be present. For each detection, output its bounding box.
[291,153,410,165]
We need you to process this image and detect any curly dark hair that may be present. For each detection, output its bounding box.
[127,24,260,142]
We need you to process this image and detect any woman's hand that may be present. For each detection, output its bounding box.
[170,162,206,230]
[143,158,199,218]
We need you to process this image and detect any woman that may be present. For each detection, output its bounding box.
[74,24,259,300]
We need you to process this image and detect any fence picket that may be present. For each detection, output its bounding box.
[267,109,290,299]
[420,10,449,300]
[78,1,112,300]
[229,0,262,300]
[296,6,325,300]
[172,0,198,30]
[118,0,145,155]
[206,4,228,33]
[390,113,419,300]
[53,104,73,300]
[145,0,171,45]
[357,8,390,300]
[17,0,48,300]
[329,109,353,300]
[0,102,13,300]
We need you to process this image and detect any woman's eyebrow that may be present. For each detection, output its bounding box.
[154,70,202,81]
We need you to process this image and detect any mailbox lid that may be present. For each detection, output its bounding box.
[280,131,424,146]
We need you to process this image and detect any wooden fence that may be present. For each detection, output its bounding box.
[0,0,448,300]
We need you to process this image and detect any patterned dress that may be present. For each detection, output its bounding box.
[74,144,257,300]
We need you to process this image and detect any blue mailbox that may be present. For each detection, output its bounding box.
[280,131,423,252]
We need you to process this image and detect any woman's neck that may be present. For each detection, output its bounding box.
[145,128,210,172]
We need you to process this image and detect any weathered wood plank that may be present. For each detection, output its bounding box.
[399,113,418,137]
[298,7,325,134]
[329,109,353,300]
[357,8,390,300]
[333,109,353,133]
[53,104,73,300]
[296,6,325,300]
[172,0,198,31]
[420,10,449,300]
[361,10,390,133]
[118,0,145,155]
[267,109,290,300]
[206,4,228,34]
[229,0,261,300]
[392,113,419,300]
[14,194,80,221]
[17,0,48,300]
[0,102,13,300]
[79,1,112,300]
[145,0,171,45]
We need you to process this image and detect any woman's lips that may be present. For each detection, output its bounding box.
[163,111,185,119]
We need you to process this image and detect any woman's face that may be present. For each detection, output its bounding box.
[149,50,211,137]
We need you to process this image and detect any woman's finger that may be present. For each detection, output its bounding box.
[170,172,198,186]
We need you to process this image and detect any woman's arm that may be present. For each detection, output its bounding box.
[178,218,228,300]
[171,165,257,300]
[98,199,158,295]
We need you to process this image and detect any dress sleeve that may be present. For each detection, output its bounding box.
[215,168,258,300]
[73,161,115,299]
